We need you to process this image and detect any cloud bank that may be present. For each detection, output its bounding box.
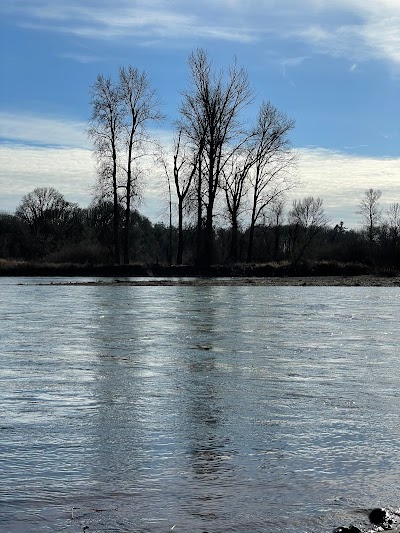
[1,113,399,227]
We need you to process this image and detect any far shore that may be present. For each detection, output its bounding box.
[31,275,400,287]
[1,259,400,286]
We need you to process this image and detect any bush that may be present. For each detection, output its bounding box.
[43,241,111,264]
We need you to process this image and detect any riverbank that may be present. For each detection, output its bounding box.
[1,259,399,286]
[42,275,400,286]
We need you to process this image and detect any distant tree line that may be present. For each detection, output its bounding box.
[1,186,399,271]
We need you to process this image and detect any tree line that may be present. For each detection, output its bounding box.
[1,50,399,270]
[1,186,399,271]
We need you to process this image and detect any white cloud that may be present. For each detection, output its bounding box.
[0,112,398,225]
[1,134,399,228]
[0,144,95,211]
[0,112,90,149]
[360,16,400,64]
[282,1,400,67]
[294,148,400,226]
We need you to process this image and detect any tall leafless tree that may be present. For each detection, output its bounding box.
[88,75,122,264]
[118,66,162,264]
[246,101,296,263]
[179,48,253,266]
[89,67,161,265]
[385,202,400,246]
[356,188,382,244]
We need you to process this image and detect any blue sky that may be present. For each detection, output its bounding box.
[0,0,399,227]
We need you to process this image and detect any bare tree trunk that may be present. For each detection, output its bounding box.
[168,174,172,266]
[177,197,184,265]
[204,200,214,266]
[230,213,239,263]
[112,149,120,265]
[123,125,134,265]
[123,168,131,265]
[246,194,257,263]
[196,162,203,265]
[88,74,122,265]
[273,223,281,259]
[247,223,256,263]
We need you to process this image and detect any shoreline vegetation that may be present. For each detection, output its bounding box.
[1,259,400,286]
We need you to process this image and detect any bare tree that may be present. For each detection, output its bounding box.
[221,150,252,262]
[268,198,285,260]
[118,66,162,264]
[246,101,296,263]
[385,202,400,246]
[179,48,253,266]
[15,187,79,252]
[169,131,201,264]
[356,188,382,244]
[88,67,161,265]
[88,75,122,264]
[20,186,78,228]
[288,196,329,264]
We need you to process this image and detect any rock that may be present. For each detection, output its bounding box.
[334,507,400,533]
[369,508,388,525]
[369,507,400,529]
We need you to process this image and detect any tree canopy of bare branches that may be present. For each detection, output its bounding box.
[356,188,382,244]
[119,66,163,263]
[179,48,253,265]
[88,67,162,264]
[246,101,297,262]
[288,196,329,264]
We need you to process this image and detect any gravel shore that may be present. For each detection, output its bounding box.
[39,275,400,287]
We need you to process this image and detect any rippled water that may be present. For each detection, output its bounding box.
[1,278,400,533]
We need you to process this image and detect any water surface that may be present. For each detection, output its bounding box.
[1,278,399,532]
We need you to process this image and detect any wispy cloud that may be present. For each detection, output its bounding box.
[285,1,400,67]
[0,112,90,149]
[2,0,400,66]
[59,52,104,64]
[4,0,258,44]
[281,56,309,87]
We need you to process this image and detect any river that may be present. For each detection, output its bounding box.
[1,278,399,532]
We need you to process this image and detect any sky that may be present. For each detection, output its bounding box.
[0,0,399,228]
